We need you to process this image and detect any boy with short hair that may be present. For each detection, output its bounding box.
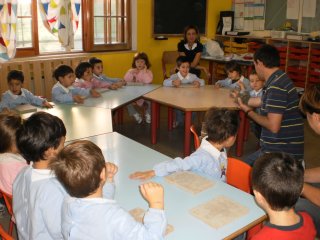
[163,56,205,87]
[215,61,251,91]
[13,112,67,240]
[51,140,167,240]
[251,152,316,240]
[89,57,125,88]
[2,70,53,109]
[51,64,100,104]
[130,108,239,181]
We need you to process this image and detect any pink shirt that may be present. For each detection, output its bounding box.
[0,153,27,195]
[73,78,111,89]
[124,69,153,106]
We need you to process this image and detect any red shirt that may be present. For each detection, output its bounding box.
[251,212,316,240]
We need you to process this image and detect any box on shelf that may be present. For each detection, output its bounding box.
[270,31,286,39]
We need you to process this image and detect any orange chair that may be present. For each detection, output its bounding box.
[0,189,14,236]
[190,125,200,149]
[161,51,180,79]
[0,224,13,240]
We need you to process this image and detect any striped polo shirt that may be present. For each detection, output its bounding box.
[260,69,304,160]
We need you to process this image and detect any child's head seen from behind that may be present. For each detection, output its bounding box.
[0,112,22,154]
[132,52,151,70]
[51,140,105,198]
[252,152,304,211]
[53,65,75,88]
[89,57,103,77]
[225,61,241,81]
[16,112,66,164]
[7,70,24,95]
[75,62,93,81]
[249,69,264,92]
[205,108,239,147]
[176,56,190,77]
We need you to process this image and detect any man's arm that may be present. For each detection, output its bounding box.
[304,167,320,183]
[248,97,262,108]
[302,183,320,207]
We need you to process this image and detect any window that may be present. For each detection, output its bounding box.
[15,0,131,57]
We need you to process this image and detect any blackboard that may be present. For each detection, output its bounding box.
[153,0,207,36]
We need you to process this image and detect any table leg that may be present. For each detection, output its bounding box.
[151,101,158,144]
[236,110,245,156]
[244,117,250,141]
[208,61,214,85]
[184,111,192,157]
[156,104,160,129]
[117,108,123,125]
[168,107,173,131]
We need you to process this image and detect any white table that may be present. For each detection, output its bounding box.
[81,132,266,240]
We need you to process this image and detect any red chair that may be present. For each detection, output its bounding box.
[0,189,14,236]
[0,224,13,240]
[190,125,200,149]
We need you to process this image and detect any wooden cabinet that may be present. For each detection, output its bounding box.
[215,34,320,88]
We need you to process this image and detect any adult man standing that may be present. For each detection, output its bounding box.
[238,44,304,165]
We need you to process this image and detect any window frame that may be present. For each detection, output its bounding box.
[15,0,132,57]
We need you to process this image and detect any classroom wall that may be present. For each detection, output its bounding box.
[94,0,232,84]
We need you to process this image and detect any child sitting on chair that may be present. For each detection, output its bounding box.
[89,57,125,89]
[51,140,167,240]
[2,70,53,109]
[13,112,67,240]
[74,62,117,90]
[124,52,153,124]
[130,108,239,182]
[251,152,316,239]
[52,64,100,104]
[215,61,251,91]
[0,112,27,195]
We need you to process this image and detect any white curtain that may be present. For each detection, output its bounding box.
[0,0,17,61]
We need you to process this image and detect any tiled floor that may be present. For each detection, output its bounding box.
[1,106,319,239]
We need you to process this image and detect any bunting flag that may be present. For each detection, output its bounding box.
[0,0,18,61]
[38,0,81,50]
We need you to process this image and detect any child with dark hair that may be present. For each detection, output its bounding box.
[89,57,125,88]
[130,108,239,181]
[251,152,316,239]
[51,64,100,104]
[13,112,67,240]
[2,70,53,109]
[215,61,251,91]
[74,62,116,90]
[0,112,27,195]
[124,52,153,124]
[51,140,167,240]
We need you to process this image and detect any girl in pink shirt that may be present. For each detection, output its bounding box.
[124,52,153,124]
[0,112,27,195]
[74,62,115,90]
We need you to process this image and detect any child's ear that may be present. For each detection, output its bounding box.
[100,166,106,182]
[253,190,266,207]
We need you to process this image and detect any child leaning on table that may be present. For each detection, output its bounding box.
[124,52,153,124]
[89,57,125,89]
[50,140,167,240]
[13,112,67,240]
[0,112,27,195]
[74,62,114,90]
[250,152,316,240]
[52,64,100,104]
[215,61,251,91]
[2,70,53,109]
[130,108,239,182]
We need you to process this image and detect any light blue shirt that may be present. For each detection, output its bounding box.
[62,182,167,240]
[13,166,67,240]
[2,89,45,109]
[93,73,121,84]
[52,82,90,103]
[216,75,251,91]
[153,137,228,182]
[163,72,205,87]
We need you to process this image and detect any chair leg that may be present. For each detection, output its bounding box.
[9,220,14,236]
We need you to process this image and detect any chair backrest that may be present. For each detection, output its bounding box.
[0,224,13,240]
[161,51,179,79]
[226,157,252,194]
[190,125,201,149]
[0,190,13,216]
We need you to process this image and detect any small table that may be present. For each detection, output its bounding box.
[22,104,113,142]
[201,55,254,84]
[81,132,266,240]
[144,86,247,157]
